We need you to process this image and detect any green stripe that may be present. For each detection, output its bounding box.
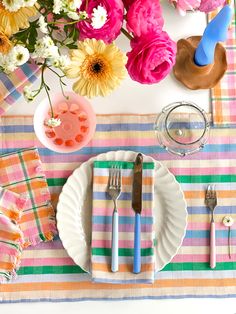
[163,262,236,271]
[92,247,154,256]
[47,174,236,187]
[18,152,42,235]
[17,265,85,275]
[93,161,155,169]
[0,240,20,249]
[16,261,236,276]
[0,147,36,158]
[47,178,67,186]
[175,174,236,184]
[212,97,236,101]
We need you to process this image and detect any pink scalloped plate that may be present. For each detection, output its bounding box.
[34,92,96,153]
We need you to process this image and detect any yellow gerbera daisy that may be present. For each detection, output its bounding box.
[66,39,127,98]
[0,2,37,37]
[0,31,12,54]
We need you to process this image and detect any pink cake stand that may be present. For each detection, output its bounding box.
[34,92,96,153]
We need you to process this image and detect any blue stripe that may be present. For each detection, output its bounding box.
[1,294,236,303]
[20,63,38,83]
[0,73,21,98]
[1,144,236,156]
[92,215,153,225]
[93,191,153,201]
[188,206,236,215]
[95,123,154,132]
[0,125,34,133]
[185,229,236,239]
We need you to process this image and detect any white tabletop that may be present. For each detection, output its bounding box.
[2,2,236,313]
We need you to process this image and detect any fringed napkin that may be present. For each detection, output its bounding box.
[0,148,57,247]
[0,188,27,282]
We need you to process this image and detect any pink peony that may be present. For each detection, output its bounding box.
[76,0,124,44]
[169,0,201,15]
[126,0,164,37]
[199,0,225,12]
[122,0,135,10]
[126,31,177,84]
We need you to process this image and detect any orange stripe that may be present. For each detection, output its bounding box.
[2,278,236,292]
[22,151,38,162]
[92,263,154,272]
[21,207,54,223]
[94,176,153,186]
[184,190,236,199]
[0,261,15,271]
[8,180,48,194]
[0,230,21,241]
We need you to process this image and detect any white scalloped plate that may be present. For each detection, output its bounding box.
[57,151,187,273]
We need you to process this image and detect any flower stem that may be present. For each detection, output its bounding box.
[48,20,78,26]
[121,27,133,40]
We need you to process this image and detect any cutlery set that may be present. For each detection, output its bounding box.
[205,185,234,268]
[108,153,143,274]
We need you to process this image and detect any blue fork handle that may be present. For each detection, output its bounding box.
[111,210,119,272]
[133,213,141,274]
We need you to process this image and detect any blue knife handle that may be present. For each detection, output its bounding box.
[133,213,141,274]
[111,210,119,272]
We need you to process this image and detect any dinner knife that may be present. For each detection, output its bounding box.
[132,153,143,274]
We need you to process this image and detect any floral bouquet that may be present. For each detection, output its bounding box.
[0,0,177,123]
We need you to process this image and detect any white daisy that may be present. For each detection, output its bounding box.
[38,15,48,34]
[9,45,30,66]
[53,0,63,14]
[23,85,35,102]
[91,5,107,29]
[45,117,61,127]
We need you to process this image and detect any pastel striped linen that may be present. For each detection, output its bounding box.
[210,5,236,127]
[0,148,57,247]
[0,187,26,282]
[92,160,155,284]
[0,61,40,116]
[0,114,236,301]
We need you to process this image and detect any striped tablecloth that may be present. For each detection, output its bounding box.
[0,114,236,302]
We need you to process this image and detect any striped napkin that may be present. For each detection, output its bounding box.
[0,148,57,247]
[0,188,27,282]
[0,61,40,116]
[91,160,155,284]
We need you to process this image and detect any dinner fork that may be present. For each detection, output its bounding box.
[205,185,217,269]
[107,165,121,272]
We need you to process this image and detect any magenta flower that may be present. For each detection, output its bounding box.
[126,31,177,84]
[122,0,135,10]
[126,0,164,37]
[199,0,225,12]
[76,0,124,44]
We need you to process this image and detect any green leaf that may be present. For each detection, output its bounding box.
[66,43,78,49]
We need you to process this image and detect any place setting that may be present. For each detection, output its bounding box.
[0,0,236,303]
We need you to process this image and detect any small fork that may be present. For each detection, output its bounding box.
[107,165,121,272]
[205,185,217,269]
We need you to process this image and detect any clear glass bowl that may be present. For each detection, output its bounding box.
[154,101,210,157]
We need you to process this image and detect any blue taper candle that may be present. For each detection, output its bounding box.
[194,5,233,66]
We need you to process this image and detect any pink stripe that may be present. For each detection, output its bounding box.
[172,254,236,263]
[183,238,236,246]
[92,224,152,233]
[187,222,236,230]
[92,239,153,249]
[0,246,18,255]
[15,67,28,81]
[170,167,236,175]
[20,257,75,266]
[93,207,153,217]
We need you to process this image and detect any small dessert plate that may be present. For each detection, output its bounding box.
[34,92,96,153]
